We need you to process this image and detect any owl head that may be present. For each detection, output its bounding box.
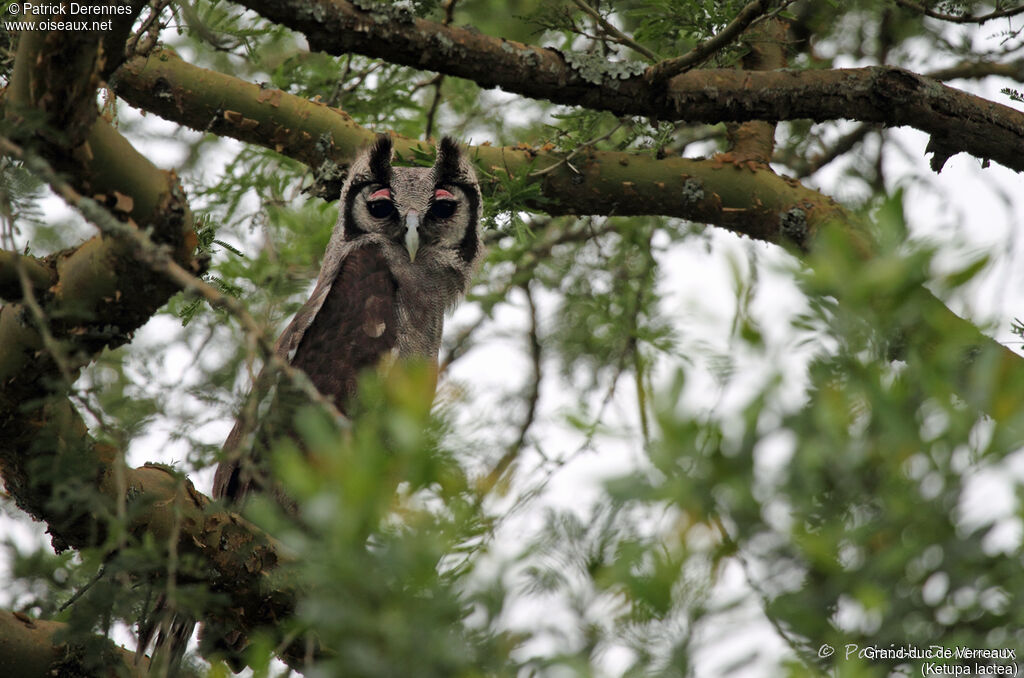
[334,135,482,274]
[291,135,483,364]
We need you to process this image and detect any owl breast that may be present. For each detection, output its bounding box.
[387,246,468,362]
[290,243,399,411]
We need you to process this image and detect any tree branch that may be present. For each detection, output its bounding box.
[0,135,324,672]
[927,58,1024,82]
[113,49,859,247]
[232,0,1024,172]
[483,282,543,492]
[894,0,1024,24]
[0,608,174,678]
[779,123,880,178]
[1,7,200,491]
[0,14,309,670]
[723,17,789,163]
[6,0,146,154]
[0,249,56,303]
[1,136,343,425]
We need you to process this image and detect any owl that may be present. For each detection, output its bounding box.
[213,134,483,505]
[140,136,482,675]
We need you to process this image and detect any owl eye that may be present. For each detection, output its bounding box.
[367,200,395,219]
[366,188,395,219]
[430,190,458,219]
[429,200,458,219]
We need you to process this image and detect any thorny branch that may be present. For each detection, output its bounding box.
[483,282,543,491]
[644,0,794,83]
[529,117,629,177]
[231,0,1024,173]
[782,123,880,178]
[893,0,1024,24]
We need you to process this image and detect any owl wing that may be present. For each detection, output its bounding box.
[289,243,398,405]
[212,242,399,504]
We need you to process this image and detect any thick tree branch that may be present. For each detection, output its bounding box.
[723,18,789,163]
[0,118,199,441]
[2,25,201,574]
[3,5,199,384]
[0,133,335,670]
[0,416,304,665]
[0,13,308,670]
[0,608,165,678]
[1,137,342,424]
[1,1,200,425]
[7,1,146,153]
[0,249,56,302]
[113,50,857,247]
[233,0,1024,172]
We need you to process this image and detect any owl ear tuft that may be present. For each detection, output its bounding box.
[434,136,468,183]
[368,135,393,185]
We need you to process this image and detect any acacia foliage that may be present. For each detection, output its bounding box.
[1,1,1023,677]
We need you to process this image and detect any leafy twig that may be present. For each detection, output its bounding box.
[571,0,659,62]
[644,0,790,83]
[529,117,628,177]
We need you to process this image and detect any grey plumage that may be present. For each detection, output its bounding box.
[214,134,482,503]
[144,135,482,674]
[282,134,482,369]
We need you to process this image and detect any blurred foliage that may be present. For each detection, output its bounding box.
[611,196,1024,675]
[2,0,1023,677]
[238,365,514,677]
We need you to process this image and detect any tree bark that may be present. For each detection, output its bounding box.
[235,0,1024,172]
[0,608,164,678]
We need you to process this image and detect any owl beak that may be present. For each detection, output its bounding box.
[404,211,421,262]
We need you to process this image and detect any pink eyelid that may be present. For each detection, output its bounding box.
[434,189,455,200]
[369,188,391,200]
